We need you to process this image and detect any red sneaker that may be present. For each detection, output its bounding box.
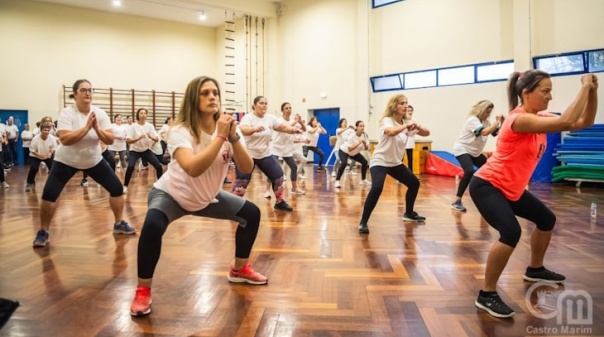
[130,286,152,317]
[228,264,268,285]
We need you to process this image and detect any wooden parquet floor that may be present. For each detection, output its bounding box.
[0,164,603,337]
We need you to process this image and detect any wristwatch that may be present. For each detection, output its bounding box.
[228,135,241,143]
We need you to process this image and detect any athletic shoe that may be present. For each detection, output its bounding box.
[2,181,9,189]
[274,201,293,211]
[33,229,49,247]
[25,183,34,192]
[130,286,152,317]
[298,173,306,180]
[403,212,426,222]
[228,264,268,285]
[334,180,341,188]
[80,179,89,187]
[451,201,467,212]
[358,222,369,234]
[292,188,306,195]
[523,267,565,283]
[113,220,136,235]
[360,179,372,186]
[331,171,336,178]
[475,291,515,318]
[317,166,325,171]
[123,186,128,194]
[263,190,271,199]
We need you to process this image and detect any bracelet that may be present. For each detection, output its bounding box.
[216,135,227,142]
[228,135,241,143]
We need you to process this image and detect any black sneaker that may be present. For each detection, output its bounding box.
[403,212,426,222]
[274,201,293,212]
[33,229,50,247]
[451,201,467,212]
[475,291,515,318]
[358,222,369,234]
[523,267,565,283]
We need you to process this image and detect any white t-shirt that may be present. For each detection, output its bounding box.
[335,128,354,148]
[340,132,368,157]
[127,122,158,152]
[5,124,18,140]
[54,105,111,169]
[21,130,34,148]
[370,117,410,168]
[0,127,5,151]
[306,129,320,147]
[239,113,282,159]
[107,123,128,152]
[269,117,295,157]
[29,134,57,159]
[159,124,170,140]
[453,116,492,157]
[154,125,233,211]
[404,119,418,150]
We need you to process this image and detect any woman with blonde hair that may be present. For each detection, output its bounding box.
[130,76,267,317]
[358,94,430,234]
[451,100,504,212]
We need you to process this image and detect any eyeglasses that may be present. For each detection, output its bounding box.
[78,88,94,94]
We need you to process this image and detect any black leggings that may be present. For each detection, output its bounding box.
[469,176,556,247]
[406,148,413,171]
[42,160,123,202]
[27,157,54,184]
[336,150,367,180]
[137,201,260,279]
[275,155,298,182]
[233,155,286,202]
[83,149,115,180]
[455,153,487,198]
[361,164,420,222]
[306,146,325,167]
[124,150,163,186]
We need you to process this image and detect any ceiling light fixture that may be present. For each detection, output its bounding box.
[199,11,207,21]
[113,0,122,7]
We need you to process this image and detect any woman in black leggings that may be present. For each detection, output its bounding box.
[305,116,327,170]
[358,94,430,234]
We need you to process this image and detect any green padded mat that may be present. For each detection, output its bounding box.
[551,165,604,182]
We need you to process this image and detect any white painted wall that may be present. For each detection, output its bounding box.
[0,0,602,153]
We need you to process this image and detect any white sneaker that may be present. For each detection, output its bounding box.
[298,173,306,180]
[331,171,336,178]
[210,198,219,204]
[360,179,372,186]
[334,180,341,188]
[263,190,271,199]
[123,186,128,194]
[2,181,9,188]
[351,170,358,175]
[292,188,306,195]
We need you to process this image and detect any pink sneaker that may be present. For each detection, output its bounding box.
[228,264,268,285]
[130,286,152,317]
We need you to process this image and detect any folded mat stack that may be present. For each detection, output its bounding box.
[552,124,604,186]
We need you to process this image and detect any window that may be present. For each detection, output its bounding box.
[477,62,514,82]
[534,54,585,74]
[371,75,402,92]
[373,0,405,8]
[404,70,437,89]
[588,49,604,72]
[438,66,474,86]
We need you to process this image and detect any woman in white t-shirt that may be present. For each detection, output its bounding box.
[21,124,33,161]
[334,121,371,188]
[265,102,307,195]
[107,114,128,169]
[123,108,164,192]
[451,100,503,212]
[232,96,301,212]
[305,117,327,171]
[129,76,267,317]
[404,105,417,171]
[331,118,356,177]
[292,114,310,178]
[358,94,430,234]
[26,123,57,192]
[32,79,134,248]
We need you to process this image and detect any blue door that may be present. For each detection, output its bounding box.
[312,108,340,166]
[0,110,28,166]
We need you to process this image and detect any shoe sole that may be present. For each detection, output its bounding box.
[450,206,467,212]
[474,300,515,318]
[402,218,426,222]
[359,228,369,234]
[274,207,293,212]
[130,301,152,317]
[523,275,565,284]
[228,276,268,285]
[113,230,136,235]
[33,242,49,248]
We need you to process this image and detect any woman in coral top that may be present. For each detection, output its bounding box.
[470,70,599,318]
[130,76,267,317]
